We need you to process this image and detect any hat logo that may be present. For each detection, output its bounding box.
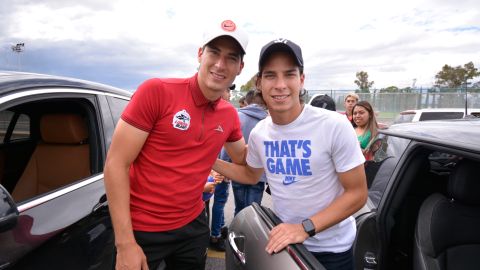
[221,20,236,32]
[273,38,289,44]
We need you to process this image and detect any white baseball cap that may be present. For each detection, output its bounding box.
[202,19,249,54]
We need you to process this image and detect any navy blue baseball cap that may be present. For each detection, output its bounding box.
[258,38,303,70]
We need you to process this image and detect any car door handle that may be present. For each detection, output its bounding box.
[228,231,246,265]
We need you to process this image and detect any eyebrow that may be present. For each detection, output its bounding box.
[206,44,241,58]
[263,68,298,75]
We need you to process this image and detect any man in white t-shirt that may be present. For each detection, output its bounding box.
[213,38,367,270]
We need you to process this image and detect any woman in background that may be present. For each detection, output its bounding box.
[351,101,378,160]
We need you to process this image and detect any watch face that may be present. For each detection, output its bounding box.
[302,219,315,236]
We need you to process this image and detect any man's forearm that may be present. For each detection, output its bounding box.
[104,162,136,246]
[213,159,261,185]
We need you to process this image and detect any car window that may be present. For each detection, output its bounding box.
[393,113,415,124]
[0,111,31,143]
[419,111,464,121]
[2,98,101,203]
[367,135,410,207]
[0,111,13,143]
[10,114,30,141]
[106,96,129,126]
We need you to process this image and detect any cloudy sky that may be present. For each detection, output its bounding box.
[1,0,479,92]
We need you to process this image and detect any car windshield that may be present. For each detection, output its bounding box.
[418,111,464,121]
[365,134,410,207]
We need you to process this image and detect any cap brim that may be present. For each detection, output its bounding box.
[204,34,246,54]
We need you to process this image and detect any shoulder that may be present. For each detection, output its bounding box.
[304,105,346,123]
[250,117,270,135]
[137,77,189,94]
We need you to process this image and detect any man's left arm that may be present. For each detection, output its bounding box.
[223,138,247,165]
[265,164,367,254]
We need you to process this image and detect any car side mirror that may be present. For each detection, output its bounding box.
[0,185,19,233]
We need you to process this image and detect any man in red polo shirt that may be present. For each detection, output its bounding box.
[104,19,249,270]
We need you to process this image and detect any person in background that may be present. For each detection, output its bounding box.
[351,100,379,160]
[213,38,367,270]
[209,86,235,251]
[238,96,247,108]
[310,94,336,111]
[104,19,249,270]
[227,89,268,216]
[342,92,359,121]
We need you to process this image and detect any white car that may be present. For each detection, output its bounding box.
[392,108,480,124]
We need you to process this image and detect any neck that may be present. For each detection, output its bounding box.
[197,74,225,102]
[270,104,304,125]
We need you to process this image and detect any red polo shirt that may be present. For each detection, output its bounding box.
[121,74,242,232]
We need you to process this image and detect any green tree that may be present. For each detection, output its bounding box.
[379,86,399,93]
[354,71,374,93]
[434,61,480,89]
[240,74,258,92]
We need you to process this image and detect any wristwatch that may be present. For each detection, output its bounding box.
[301,219,316,237]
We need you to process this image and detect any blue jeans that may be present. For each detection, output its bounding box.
[232,181,265,216]
[311,247,354,270]
[211,181,229,237]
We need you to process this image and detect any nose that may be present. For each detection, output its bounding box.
[214,56,227,70]
[274,75,288,90]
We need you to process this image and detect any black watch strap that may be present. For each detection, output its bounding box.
[302,218,316,237]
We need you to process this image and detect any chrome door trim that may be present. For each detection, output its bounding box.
[17,174,104,212]
[0,88,129,104]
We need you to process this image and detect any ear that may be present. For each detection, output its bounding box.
[300,73,305,88]
[255,75,261,90]
[237,61,245,75]
[197,47,203,64]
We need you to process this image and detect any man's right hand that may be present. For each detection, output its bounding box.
[115,242,149,270]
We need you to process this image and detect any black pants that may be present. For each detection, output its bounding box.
[311,247,354,270]
[133,210,210,270]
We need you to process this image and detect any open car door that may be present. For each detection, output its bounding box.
[226,203,325,270]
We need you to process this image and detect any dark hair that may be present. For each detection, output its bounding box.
[351,100,378,138]
[244,90,255,104]
[310,95,336,111]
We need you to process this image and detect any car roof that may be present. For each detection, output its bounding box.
[400,108,480,114]
[0,70,132,97]
[381,118,480,153]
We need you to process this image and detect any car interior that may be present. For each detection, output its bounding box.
[381,147,479,269]
[413,158,480,270]
[0,98,101,203]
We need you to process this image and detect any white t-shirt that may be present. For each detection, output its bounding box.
[247,104,365,253]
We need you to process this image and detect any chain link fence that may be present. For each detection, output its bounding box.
[306,89,480,125]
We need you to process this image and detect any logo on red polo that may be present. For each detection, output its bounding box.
[172,109,191,131]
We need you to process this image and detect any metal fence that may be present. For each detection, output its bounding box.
[307,89,480,124]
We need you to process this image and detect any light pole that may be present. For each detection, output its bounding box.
[11,43,25,71]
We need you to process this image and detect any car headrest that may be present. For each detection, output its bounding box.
[40,114,88,144]
[448,159,480,205]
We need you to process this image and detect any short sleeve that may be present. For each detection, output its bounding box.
[332,117,366,172]
[121,79,163,132]
[246,126,264,169]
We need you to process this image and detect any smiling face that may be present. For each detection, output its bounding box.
[257,51,304,125]
[353,105,370,128]
[197,36,244,101]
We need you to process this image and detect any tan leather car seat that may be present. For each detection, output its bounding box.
[12,114,90,202]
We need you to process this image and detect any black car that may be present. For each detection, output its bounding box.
[227,118,480,270]
[0,71,131,269]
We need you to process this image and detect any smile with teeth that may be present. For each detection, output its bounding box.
[211,72,226,80]
[272,94,289,100]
